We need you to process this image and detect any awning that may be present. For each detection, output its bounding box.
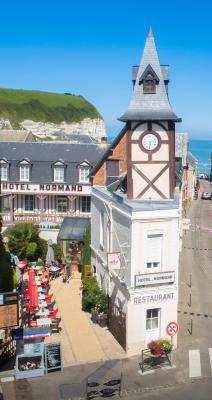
[57,217,90,241]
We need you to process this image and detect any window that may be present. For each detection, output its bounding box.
[146,234,163,270]
[100,210,104,248]
[106,160,119,186]
[20,164,30,181]
[0,162,8,181]
[54,166,64,182]
[56,196,68,213]
[79,166,90,183]
[80,196,91,213]
[143,74,156,94]
[2,196,10,211]
[24,195,34,211]
[146,309,159,330]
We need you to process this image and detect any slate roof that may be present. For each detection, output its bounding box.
[0,141,108,184]
[120,28,181,122]
[58,217,90,240]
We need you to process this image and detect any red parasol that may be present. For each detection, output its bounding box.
[29,280,38,309]
[28,269,35,291]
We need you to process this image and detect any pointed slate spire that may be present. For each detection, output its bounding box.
[119,29,180,122]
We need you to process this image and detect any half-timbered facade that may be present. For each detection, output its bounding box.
[90,29,181,354]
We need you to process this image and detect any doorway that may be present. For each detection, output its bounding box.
[145,308,160,348]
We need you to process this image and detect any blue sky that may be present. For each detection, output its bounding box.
[1,0,212,139]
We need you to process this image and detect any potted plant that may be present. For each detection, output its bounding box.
[148,339,173,356]
[161,339,173,354]
[148,340,163,356]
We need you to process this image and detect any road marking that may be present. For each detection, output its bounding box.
[209,348,212,376]
[189,350,201,378]
[1,377,14,382]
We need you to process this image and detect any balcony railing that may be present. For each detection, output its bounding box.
[0,211,90,225]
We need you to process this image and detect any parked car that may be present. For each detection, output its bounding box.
[201,192,212,200]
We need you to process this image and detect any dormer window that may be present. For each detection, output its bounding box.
[143,74,156,94]
[139,64,159,95]
[53,161,65,183]
[0,160,8,181]
[19,160,31,182]
[78,162,91,183]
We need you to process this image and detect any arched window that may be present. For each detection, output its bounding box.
[19,159,31,182]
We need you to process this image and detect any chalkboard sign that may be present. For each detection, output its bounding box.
[44,342,62,373]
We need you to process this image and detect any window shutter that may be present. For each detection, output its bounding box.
[146,235,162,263]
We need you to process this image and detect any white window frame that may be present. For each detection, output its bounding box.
[0,162,8,181]
[79,165,90,183]
[146,233,163,271]
[80,196,91,213]
[56,196,68,213]
[54,166,65,182]
[19,162,30,182]
[146,308,160,330]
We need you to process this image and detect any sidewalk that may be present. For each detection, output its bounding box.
[46,273,125,365]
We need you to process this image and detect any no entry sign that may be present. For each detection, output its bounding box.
[166,321,179,337]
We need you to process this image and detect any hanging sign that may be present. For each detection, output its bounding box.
[107,253,121,270]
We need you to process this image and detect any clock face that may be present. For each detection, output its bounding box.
[142,133,158,151]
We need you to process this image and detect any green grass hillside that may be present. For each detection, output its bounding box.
[0,88,101,127]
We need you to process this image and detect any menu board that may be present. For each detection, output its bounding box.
[0,291,19,329]
[45,342,62,373]
[0,304,18,329]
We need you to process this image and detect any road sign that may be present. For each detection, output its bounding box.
[166,321,179,337]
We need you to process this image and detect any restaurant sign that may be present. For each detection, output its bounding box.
[132,290,176,305]
[135,271,175,288]
[107,252,121,270]
[0,292,19,329]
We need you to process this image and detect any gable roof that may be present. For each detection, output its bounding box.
[119,28,181,122]
[90,126,127,177]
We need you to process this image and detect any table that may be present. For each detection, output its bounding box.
[35,310,50,317]
[38,301,47,308]
[36,318,52,326]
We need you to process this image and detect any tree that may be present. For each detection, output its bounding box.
[8,223,47,262]
[0,234,15,292]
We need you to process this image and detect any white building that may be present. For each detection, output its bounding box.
[90,29,181,354]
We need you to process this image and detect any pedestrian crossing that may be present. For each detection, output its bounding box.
[189,348,212,378]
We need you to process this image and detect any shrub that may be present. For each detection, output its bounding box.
[82,224,91,277]
[82,276,98,293]
[81,277,108,313]
[52,242,63,261]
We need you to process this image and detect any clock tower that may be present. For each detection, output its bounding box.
[120,28,181,200]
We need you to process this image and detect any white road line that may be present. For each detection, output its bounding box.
[189,349,201,378]
[208,348,212,376]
